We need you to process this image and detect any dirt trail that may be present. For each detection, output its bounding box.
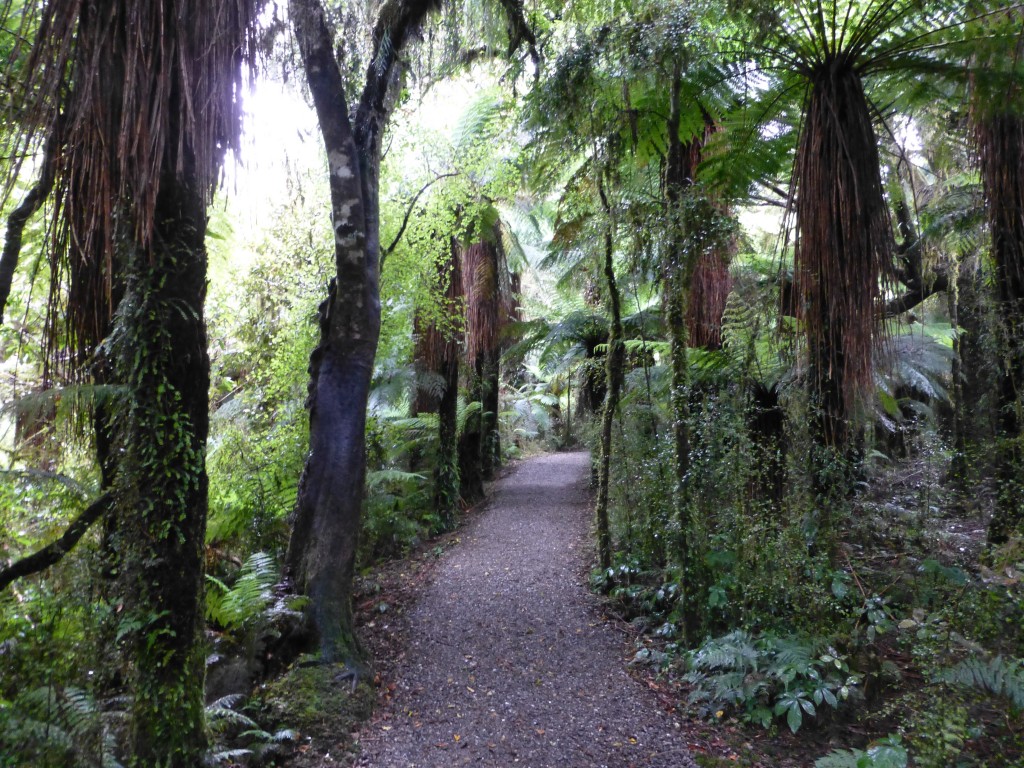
[355,451,697,768]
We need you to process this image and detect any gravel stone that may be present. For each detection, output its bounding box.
[356,451,697,768]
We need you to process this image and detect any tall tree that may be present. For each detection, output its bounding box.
[736,0,978,551]
[285,0,536,672]
[412,236,464,529]
[592,165,623,571]
[2,0,257,763]
[972,11,1024,546]
[664,73,727,640]
[460,219,513,491]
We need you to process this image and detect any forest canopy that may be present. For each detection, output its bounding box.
[0,0,1022,766]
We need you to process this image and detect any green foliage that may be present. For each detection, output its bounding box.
[362,464,433,559]
[205,552,278,631]
[815,735,908,768]
[685,631,862,733]
[0,685,121,768]
[205,693,296,765]
[938,655,1024,711]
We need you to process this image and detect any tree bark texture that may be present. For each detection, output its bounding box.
[977,109,1024,545]
[286,0,438,666]
[462,236,509,481]
[593,172,622,573]
[12,0,255,761]
[949,265,996,488]
[795,64,889,457]
[664,70,699,640]
[411,237,463,528]
[436,343,460,529]
[111,170,211,767]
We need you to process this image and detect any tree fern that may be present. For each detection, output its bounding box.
[205,693,296,764]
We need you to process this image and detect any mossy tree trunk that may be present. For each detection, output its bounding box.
[458,361,487,504]
[594,170,623,572]
[412,237,463,529]
[110,170,211,765]
[8,0,257,760]
[664,70,728,641]
[948,263,995,492]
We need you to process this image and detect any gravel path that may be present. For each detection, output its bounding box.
[356,451,697,768]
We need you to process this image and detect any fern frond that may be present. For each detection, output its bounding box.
[939,656,1024,709]
[205,552,278,630]
[366,469,426,489]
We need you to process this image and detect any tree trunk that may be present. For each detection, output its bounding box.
[458,359,487,504]
[949,263,995,490]
[663,70,710,640]
[793,61,890,558]
[111,171,211,766]
[687,249,731,351]
[436,343,460,529]
[422,238,463,529]
[594,171,622,572]
[285,0,438,667]
[461,236,507,482]
[480,348,500,479]
[748,383,787,509]
[976,109,1024,546]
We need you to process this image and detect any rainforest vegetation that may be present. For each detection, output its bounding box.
[0,0,1022,765]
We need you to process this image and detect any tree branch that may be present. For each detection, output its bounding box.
[748,193,787,208]
[1,127,61,326]
[495,0,540,69]
[0,493,112,592]
[882,273,950,318]
[355,0,441,156]
[755,178,789,204]
[380,172,459,269]
[893,198,923,287]
[881,197,953,316]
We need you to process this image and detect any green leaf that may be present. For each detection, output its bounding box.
[786,701,802,733]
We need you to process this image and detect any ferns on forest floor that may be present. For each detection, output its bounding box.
[684,630,862,733]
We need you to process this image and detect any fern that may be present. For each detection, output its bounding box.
[1,685,123,767]
[689,629,760,672]
[205,552,278,630]
[457,398,483,437]
[815,736,908,768]
[938,655,1024,710]
[452,88,504,153]
[205,694,295,764]
[366,468,426,490]
[686,632,859,732]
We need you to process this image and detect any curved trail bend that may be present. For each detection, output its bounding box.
[356,451,696,768]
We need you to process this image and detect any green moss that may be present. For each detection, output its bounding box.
[258,663,375,745]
